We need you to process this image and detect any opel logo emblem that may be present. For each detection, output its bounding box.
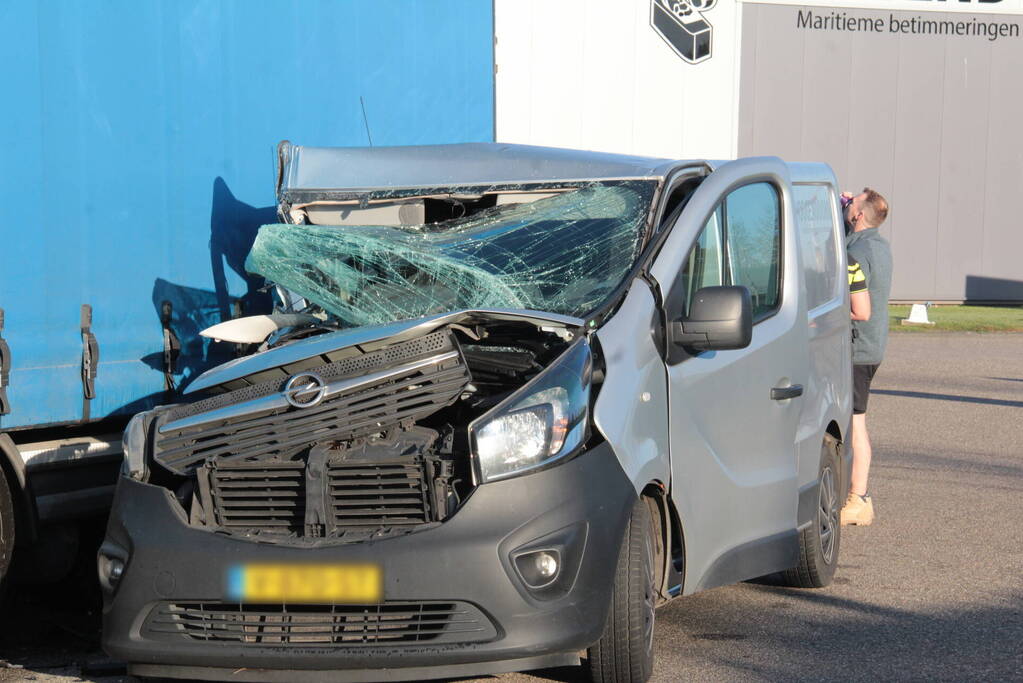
[283,372,327,409]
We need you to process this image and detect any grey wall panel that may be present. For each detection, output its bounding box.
[889,33,945,301]
[845,30,898,243]
[739,3,1023,301]
[797,24,853,183]
[749,5,806,155]
[978,39,1023,301]
[934,39,992,300]
[737,3,760,155]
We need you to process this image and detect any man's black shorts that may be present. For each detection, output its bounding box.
[853,363,880,415]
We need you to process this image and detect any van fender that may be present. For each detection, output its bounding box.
[592,281,671,496]
[641,483,685,602]
[0,433,38,543]
[797,431,843,531]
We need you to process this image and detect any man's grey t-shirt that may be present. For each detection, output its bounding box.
[847,228,893,365]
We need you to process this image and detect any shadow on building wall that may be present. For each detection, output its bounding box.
[965,275,1023,303]
[209,177,276,322]
[135,178,274,406]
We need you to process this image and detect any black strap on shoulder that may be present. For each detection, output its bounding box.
[81,304,99,420]
[0,308,11,416]
[161,300,181,393]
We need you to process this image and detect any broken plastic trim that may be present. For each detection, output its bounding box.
[246,181,657,329]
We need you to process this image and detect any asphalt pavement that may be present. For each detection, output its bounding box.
[2,332,1020,682]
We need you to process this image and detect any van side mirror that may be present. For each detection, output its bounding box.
[670,286,753,351]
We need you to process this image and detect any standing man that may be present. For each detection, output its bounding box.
[841,188,892,526]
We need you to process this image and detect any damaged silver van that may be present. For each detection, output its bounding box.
[99,143,853,683]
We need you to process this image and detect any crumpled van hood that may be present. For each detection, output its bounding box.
[185,308,583,395]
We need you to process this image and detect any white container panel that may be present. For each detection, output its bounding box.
[496,0,742,160]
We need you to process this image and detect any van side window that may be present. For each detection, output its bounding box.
[675,182,782,322]
[793,184,840,310]
[724,182,782,321]
[679,206,724,314]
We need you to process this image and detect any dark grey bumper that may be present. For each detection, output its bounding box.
[100,442,636,681]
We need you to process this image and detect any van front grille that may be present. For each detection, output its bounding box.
[156,357,468,474]
[329,459,431,529]
[203,456,435,539]
[142,601,497,646]
[152,331,469,475]
[207,462,306,533]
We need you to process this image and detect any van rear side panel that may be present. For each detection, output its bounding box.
[792,179,853,491]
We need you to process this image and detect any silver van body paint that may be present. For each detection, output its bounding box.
[100,144,852,681]
[592,280,671,497]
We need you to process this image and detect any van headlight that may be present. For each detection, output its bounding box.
[470,338,592,483]
[121,411,151,481]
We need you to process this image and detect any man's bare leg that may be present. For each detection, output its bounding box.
[850,413,871,496]
[842,412,875,525]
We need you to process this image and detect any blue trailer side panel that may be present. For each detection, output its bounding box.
[0,0,494,429]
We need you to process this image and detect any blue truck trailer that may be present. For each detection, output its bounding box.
[0,0,494,583]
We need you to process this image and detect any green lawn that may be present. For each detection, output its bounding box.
[889,305,1023,332]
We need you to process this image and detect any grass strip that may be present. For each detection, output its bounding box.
[889,305,1023,332]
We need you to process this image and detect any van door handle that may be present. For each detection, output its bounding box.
[771,384,803,400]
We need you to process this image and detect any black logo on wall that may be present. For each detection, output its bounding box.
[651,0,718,64]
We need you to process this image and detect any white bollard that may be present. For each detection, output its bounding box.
[902,303,935,326]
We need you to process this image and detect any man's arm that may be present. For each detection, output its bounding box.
[851,290,871,321]
[849,257,870,321]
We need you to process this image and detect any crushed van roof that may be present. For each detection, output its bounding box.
[277,142,692,198]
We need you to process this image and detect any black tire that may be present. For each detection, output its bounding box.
[0,467,14,584]
[781,435,841,588]
[587,498,656,683]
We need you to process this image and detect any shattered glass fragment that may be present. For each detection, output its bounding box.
[245,182,656,328]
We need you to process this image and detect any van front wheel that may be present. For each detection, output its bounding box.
[587,498,656,683]
[0,467,14,584]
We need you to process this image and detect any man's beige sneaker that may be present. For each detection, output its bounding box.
[840,493,874,526]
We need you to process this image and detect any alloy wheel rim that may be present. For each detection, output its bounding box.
[644,541,656,654]
[818,466,837,564]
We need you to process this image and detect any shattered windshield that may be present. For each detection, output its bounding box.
[245,181,657,328]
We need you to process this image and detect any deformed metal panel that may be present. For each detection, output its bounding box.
[279,143,680,196]
[185,309,583,396]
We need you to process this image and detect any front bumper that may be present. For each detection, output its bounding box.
[100,442,635,682]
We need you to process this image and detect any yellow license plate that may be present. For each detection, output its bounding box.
[227,564,382,604]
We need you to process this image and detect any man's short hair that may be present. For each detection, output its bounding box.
[861,188,889,228]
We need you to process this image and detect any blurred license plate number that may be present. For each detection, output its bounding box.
[228,564,382,603]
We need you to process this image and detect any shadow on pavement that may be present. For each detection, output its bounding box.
[0,522,129,682]
[871,389,1023,409]
[661,582,1023,682]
